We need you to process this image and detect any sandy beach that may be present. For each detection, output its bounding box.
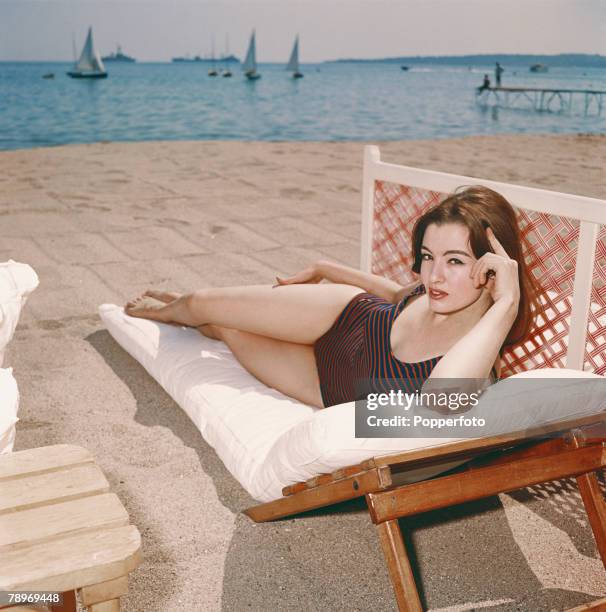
[2,133,606,611]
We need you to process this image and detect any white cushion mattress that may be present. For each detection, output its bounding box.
[99,304,605,502]
[0,260,38,455]
[0,260,39,368]
[0,368,19,455]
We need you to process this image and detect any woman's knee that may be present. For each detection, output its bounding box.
[219,326,245,344]
[198,323,233,341]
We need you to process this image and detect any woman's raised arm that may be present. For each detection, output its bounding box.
[275,260,419,304]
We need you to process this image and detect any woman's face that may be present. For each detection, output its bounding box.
[419,222,486,314]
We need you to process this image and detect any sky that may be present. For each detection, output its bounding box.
[0,0,605,63]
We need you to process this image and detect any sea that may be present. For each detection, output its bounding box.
[1,61,605,150]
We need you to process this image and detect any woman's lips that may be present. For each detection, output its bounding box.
[429,289,448,300]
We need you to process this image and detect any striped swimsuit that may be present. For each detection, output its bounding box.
[314,284,441,408]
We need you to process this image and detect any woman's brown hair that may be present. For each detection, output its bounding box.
[410,186,543,350]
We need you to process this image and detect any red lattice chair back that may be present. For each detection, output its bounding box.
[360,146,606,378]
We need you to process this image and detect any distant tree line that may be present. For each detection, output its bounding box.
[330,54,606,68]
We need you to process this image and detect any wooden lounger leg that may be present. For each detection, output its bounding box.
[376,519,423,612]
[564,427,606,569]
[576,471,606,569]
[50,590,76,612]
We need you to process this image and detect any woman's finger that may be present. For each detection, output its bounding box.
[472,252,493,279]
[474,260,496,287]
[471,256,490,286]
[275,270,321,286]
[486,227,510,259]
[470,260,477,281]
[480,263,492,287]
[473,261,485,288]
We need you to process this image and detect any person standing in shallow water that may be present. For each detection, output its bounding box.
[495,62,504,87]
[124,186,542,409]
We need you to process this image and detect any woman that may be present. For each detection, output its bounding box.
[125,186,541,409]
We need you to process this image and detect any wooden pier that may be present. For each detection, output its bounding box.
[476,86,605,115]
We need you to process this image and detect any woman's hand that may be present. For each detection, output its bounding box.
[273,260,407,303]
[273,262,324,288]
[470,228,520,305]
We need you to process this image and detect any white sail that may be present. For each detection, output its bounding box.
[75,27,105,73]
[242,30,257,73]
[286,36,299,72]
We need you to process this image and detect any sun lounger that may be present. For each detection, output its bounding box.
[100,145,606,610]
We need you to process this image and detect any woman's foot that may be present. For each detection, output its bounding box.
[129,290,223,338]
[124,288,182,319]
[124,295,169,320]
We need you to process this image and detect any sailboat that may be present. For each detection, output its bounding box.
[208,36,218,76]
[221,34,233,77]
[286,35,303,79]
[242,30,261,80]
[67,27,107,79]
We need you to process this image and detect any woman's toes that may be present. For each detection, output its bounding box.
[125,296,143,311]
[124,296,168,321]
[125,295,142,308]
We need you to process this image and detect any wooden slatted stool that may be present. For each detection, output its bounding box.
[0,445,141,612]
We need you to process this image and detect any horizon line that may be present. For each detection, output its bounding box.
[3,51,606,64]
[0,51,606,64]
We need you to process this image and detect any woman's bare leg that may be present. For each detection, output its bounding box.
[125,283,366,345]
[136,291,325,405]
[199,324,324,408]
[141,290,325,405]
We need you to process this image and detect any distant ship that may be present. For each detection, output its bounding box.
[172,54,239,63]
[102,45,136,63]
[530,63,548,73]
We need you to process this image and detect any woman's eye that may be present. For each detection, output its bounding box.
[421,253,432,261]
[449,258,464,265]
